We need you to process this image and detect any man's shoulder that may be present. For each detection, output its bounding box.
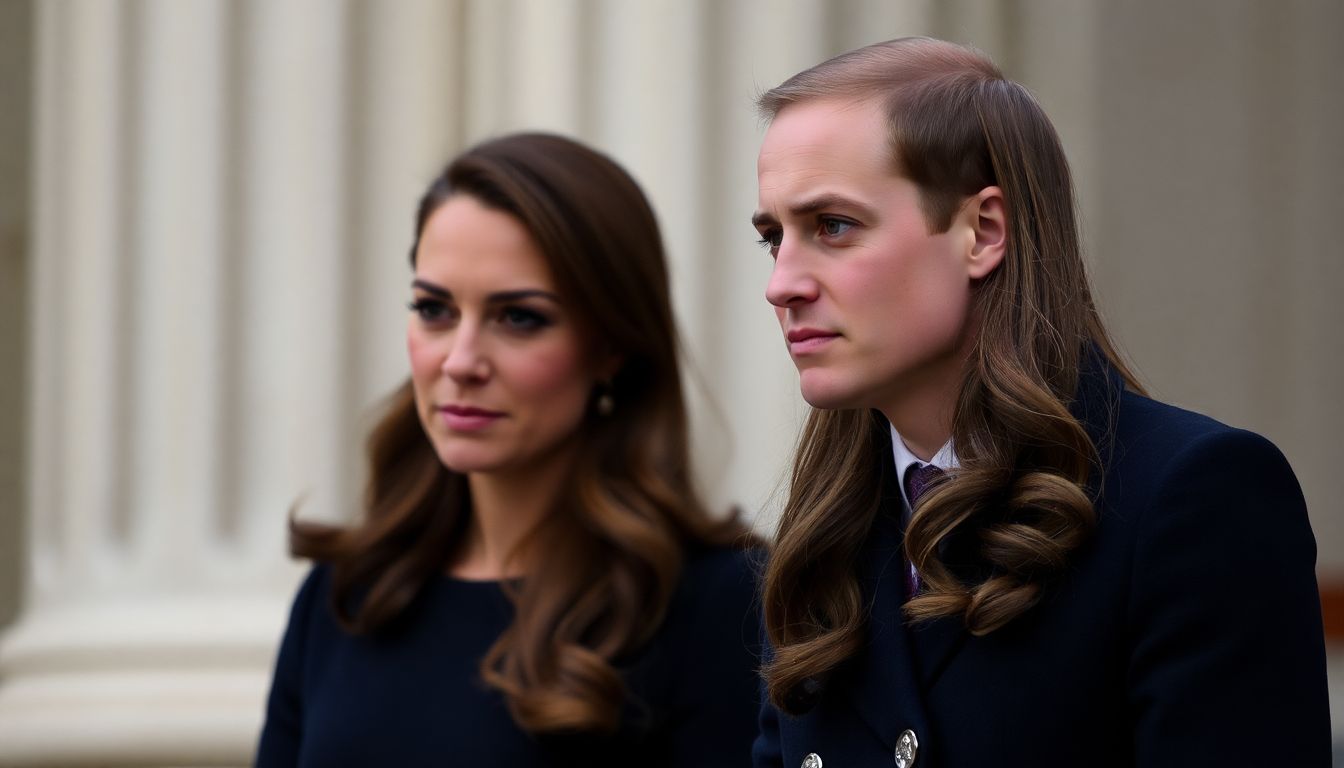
[1111,388,1280,463]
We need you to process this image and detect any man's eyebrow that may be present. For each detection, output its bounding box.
[410,281,560,305]
[789,193,874,218]
[751,193,876,229]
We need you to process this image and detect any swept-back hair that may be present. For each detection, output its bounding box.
[757,37,1143,713]
[292,132,748,733]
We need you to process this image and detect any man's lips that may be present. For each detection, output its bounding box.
[785,327,840,354]
[785,328,838,343]
[437,404,505,431]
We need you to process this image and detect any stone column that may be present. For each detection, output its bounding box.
[0,1,460,764]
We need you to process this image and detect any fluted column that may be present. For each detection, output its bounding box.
[0,1,461,764]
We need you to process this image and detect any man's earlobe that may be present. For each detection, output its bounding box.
[968,186,1006,279]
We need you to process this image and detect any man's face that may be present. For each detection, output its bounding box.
[754,97,978,422]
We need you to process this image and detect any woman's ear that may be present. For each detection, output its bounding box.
[966,186,1006,280]
[596,351,624,381]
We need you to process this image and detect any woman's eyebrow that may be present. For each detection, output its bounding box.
[411,281,560,306]
[410,278,449,298]
[484,289,561,305]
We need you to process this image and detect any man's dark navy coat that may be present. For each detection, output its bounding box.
[753,358,1331,767]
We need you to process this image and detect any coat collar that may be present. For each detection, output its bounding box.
[843,346,1125,750]
[1071,343,1126,493]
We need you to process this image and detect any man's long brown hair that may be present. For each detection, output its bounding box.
[291,133,747,734]
[757,37,1143,713]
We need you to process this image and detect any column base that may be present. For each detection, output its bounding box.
[0,594,291,767]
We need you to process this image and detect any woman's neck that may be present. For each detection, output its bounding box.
[450,451,576,580]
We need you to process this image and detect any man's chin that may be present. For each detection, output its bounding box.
[798,375,863,411]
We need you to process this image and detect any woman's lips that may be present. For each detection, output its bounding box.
[438,405,505,432]
[785,328,840,355]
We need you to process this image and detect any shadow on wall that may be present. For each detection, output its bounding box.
[0,0,32,632]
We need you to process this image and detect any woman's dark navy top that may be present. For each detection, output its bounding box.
[256,547,761,767]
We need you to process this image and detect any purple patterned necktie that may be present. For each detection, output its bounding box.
[902,463,944,599]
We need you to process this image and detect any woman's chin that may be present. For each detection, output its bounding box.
[433,447,501,476]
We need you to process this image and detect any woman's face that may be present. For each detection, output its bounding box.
[754,97,985,421]
[408,194,607,478]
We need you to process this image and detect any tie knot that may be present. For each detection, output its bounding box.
[903,463,944,506]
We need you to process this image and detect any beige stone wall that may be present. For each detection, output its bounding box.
[1089,0,1344,568]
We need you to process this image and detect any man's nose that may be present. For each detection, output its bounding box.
[765,239,819,308]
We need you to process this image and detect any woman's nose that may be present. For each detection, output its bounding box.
[441,323,490,383]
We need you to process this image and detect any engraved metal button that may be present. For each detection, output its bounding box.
[801,753,822,768]
[894,729,918,767]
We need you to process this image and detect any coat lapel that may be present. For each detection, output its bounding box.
[846,496,928,750]
[844,440,963,752]
[906,610,969,692]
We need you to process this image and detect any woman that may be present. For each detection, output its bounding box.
[750,38,1329,767]
[256,133,760,767]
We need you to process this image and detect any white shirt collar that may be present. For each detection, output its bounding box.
[888,423,958,515]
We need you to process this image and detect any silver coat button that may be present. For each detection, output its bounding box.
[894,729,918,767]
[801,753,822,768]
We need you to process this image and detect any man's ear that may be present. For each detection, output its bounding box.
[966,185,1006,280]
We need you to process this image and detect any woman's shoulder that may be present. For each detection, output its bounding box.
[641,543,762,700]
[652,543,762,642]
[282,563,330,616]
[276,563,339,643]
[675,543,764,602]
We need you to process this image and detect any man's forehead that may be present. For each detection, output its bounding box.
[759,99,891,173]
[764,97,883,139]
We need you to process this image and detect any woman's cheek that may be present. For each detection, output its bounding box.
[512,343,593,405]
[406,328,440,381]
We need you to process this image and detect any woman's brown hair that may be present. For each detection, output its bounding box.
[290,132,747,733]
[757,37,1144,713]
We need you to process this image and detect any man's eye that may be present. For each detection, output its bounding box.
[820,217,853,237]
[756,229,782,252]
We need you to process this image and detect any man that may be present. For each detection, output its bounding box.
[751,36,1329,767]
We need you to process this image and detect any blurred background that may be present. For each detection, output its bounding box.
[0,0,1340,765]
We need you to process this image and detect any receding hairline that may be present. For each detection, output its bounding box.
[756,36,1004,121]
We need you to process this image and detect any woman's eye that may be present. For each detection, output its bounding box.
[499,306,550,331]
[820,217,853,238]
[408,298,453,324]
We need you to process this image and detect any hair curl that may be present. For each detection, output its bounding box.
[291,133,749,733]
[757,37,1144,713]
